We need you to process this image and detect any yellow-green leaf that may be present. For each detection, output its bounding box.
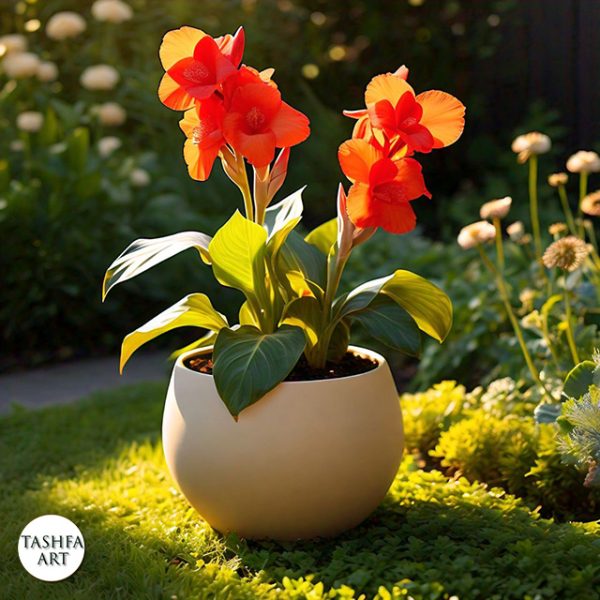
[120,293,227,372]
[280,296,321,347]
[209,211,267,299]
[103,231,211,300]
[305,218,337,255]
[340,270,452,343]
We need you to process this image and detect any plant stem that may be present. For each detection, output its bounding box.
[253,166,270,226]
[541,312,561,372]
[477,245,554,401]
[577,171,588,236]
[309,254,349,369]
[493,216,504,271]
[558,184,577,235]
[529,155,542,262]
[563,286,580,365]
[236,153,255,222]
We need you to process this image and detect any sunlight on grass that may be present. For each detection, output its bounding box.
[1,383,599,599]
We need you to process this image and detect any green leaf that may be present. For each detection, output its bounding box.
[209,211,267,299]
[327,320,350,362]
[66,127,89,173]
[278,231,327,290]
[264,187,304,240]
[280,296,322,347]
[103,231,212,300]
[563,360,600,399]
[352,296,421,356]
[212,325,306,417]
[120,294,227,372]
[340,270,452,343]
[305,218,337,255]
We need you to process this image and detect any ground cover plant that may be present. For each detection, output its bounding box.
[2,383,600,600]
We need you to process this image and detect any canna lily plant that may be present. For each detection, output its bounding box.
[103,26,465,418]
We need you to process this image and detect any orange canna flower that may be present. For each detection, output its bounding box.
[179,94,226,181]
[158,26,245,111]
[344,70,465,155]
[222,79,309,167]
[338,138,430,234]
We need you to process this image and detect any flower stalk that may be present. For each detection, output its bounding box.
[528,155,542,261]
[477,244,553,401]
[563,286,580,365]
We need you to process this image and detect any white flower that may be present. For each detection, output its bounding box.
[457,221,497,250]
[130,168,150,187]
[566,151,600,174]
[480,196,512,220]
[10,140,24,152]
[37,61,58,82]
[511,132,551,163]
[0,34,27,55]
[91,0,133,23]
[46,11,86,40]
[507,221,524,241]
[16,111,44,133]
[97,136,121,157]
[2,52,40,78]
[80,64,120,91]
[96,102,126,126]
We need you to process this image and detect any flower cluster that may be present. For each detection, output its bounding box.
[338,66,465,234]
[158,26,310,180]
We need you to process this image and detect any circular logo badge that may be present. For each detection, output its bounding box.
[18,515,85,581]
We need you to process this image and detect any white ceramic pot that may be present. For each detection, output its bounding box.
[162,345,404,540]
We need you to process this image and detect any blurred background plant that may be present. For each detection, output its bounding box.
[1,0,600,372]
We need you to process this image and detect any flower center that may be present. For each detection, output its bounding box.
[245,106,266,132]
[372,181,406,205]
[183,61,210,83]
[401,116,418,128]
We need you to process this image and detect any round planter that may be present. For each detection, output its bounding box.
[162,345,404,540]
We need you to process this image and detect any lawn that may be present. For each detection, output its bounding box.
[1,383,599,599]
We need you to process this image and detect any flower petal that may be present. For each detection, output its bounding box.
[183,137,221,181]
[365,73,415,106]
[416,90,465,148]
[394,157,431,200]
[223,113,276,167]
[158,72,195,111]
[270,102,310,148]
[372,200,417,234]
[217,26,245,67]
[338,139,382,183]
[159,26,206,70]
[345,182,373,227]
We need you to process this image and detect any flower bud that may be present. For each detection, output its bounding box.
[46,11,86,40]
[457,221,496,249]
[80,64,120,91]
[91,0,133,23]
[16,111,44,132]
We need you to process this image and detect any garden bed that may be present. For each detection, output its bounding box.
[1,382,599,599]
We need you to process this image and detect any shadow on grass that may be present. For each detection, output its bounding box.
[1,382,599,599]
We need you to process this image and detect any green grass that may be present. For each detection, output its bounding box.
[1,383,600,600]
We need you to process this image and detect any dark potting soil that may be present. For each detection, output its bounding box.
[184,351,378,381]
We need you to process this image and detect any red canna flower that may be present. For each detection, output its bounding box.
[344,69,465,156]
[222,79,310,167]
[179,94,226,181]
[158,26,245,111]
[338,138,430,234]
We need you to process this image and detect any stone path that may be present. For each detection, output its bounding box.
[0,353,169,414]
